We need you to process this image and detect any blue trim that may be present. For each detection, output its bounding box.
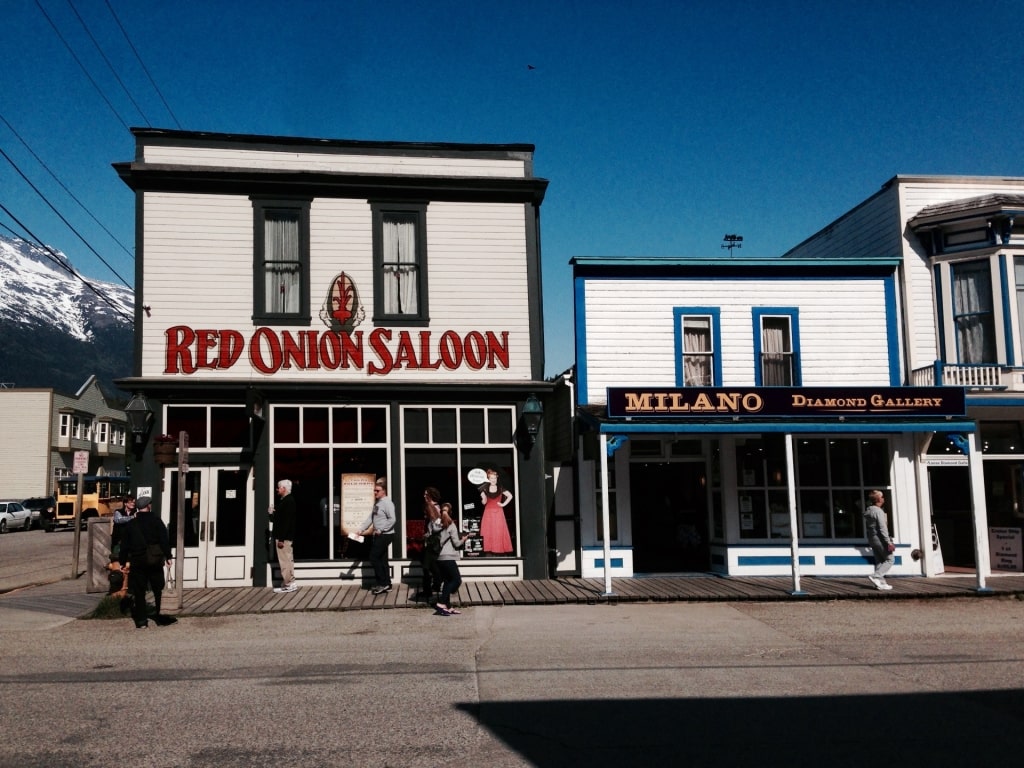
[752,308,800,386]
[934,264,946,359]
[737,555,816,566]
[575,276,589,404]
[1000,256,1014,366]
[571,256,901,269]
[884,276,901,385]
[595,420,975,434]
[673,307,722,386]
[968,395,1024,406]
[594,558,624,569]
[825,555,902,566]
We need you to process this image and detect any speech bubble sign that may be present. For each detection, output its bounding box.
[467,467,488,485]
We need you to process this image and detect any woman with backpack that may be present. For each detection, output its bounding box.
[435,503,472,616]
[416,487,443,601]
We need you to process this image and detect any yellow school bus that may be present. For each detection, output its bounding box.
[51,475,131,531]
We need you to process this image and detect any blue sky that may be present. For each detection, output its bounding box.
[3,0,1023,377]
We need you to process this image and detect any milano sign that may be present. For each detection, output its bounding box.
[607,387,967,419]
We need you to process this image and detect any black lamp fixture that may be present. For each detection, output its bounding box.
[124,392,154,446]
[521,394,544,446]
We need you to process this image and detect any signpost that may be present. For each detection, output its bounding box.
[172,431,189,610]
[70,450,89,579]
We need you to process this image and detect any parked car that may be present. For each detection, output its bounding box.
[21,496,56,531]
[0,500,32,533]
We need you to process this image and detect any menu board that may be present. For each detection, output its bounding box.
[340,473,376,536]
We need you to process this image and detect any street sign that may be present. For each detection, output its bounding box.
[72,450,89,474]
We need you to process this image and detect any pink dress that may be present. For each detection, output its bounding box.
[479,485,513,554]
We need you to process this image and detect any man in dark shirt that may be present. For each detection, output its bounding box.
[271,479,298,593]
[118,495,172,629]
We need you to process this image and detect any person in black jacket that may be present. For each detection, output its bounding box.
[271,479,298,593]
[118,495,172,629]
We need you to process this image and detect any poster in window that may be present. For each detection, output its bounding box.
[340,473,376,538]
[770,512,791,538]
[802,512,826,537]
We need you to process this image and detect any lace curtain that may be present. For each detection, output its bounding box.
[761,318,792,385]
[683,317,712,386]
[264,213,300,314]
[382,218,418,315]
[954,264,995,363]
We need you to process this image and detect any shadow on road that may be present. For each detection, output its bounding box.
[461,689,1024,766]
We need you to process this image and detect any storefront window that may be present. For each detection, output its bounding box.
[792,437,885,540]
[737,436,886,541]
[401,405,518,558]
[270,405,390,561]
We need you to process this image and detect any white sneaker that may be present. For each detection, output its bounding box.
[868,575,882,588]
[283,583,298,592]
[877,582,893,591]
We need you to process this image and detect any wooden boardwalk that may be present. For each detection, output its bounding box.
[175,573,1024,617]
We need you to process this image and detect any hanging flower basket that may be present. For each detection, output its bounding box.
[153,435,177,466]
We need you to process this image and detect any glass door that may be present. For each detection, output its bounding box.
[162,466,253,587]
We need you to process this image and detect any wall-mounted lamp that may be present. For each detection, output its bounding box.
[521,394,544,446]
[124,392,154,447]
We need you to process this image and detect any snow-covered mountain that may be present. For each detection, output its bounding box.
[0,234,134,398]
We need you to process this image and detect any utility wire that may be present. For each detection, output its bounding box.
[65,0,151,126]
[0,111,134,261]
[1,146,131,288]
[33,0,129,130]
[0,205,133,323]
[103,0,182,129]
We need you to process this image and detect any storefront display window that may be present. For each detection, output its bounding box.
[736,436,887,541]
[401,405,518,558]
[270,405,390,561]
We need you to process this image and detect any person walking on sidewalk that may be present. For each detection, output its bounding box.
[359,478,396,595]
[118,496,172,628]
[271,479,298,593]
[864,489,895,591]
[435,503,472,616]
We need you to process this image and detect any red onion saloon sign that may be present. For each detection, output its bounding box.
[607,387,966,418]
[165,327,510,376]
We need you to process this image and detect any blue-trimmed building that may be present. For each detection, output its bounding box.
[561,175,1024,583]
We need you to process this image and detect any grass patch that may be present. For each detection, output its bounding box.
[87,594,131,620]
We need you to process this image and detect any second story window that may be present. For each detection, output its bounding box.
[675,308,720,386]
[253,198,311,325]
[373,202,428,325]
[953,260,996,363]
[754,309,799,386]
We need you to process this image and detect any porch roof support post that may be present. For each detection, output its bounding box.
[785,433,805,595]
[967,431,992,592]
[600,432,613,596]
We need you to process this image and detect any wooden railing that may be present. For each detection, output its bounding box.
[911,362,1007,389]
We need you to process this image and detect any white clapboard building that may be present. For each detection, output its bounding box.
[115,128,551,589]
[568,175,1024,585]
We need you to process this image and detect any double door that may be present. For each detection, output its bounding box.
[162,466,253,587]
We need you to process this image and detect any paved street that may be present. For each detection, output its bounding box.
[2,596,1024,767]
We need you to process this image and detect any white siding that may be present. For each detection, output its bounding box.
[582,276,893,403]
[140,145,528,178]
[140,195,534,381]
[0,391,53,497]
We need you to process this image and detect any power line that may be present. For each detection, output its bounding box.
[65,0,151,126]
[103,0,182,129]
[0,207,133,323]
[0,110,134,261]
[33,0,130,130]
[0,146,131,288]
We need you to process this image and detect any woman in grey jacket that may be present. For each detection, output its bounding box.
[435,503,472,615]
[864,489,895,591]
